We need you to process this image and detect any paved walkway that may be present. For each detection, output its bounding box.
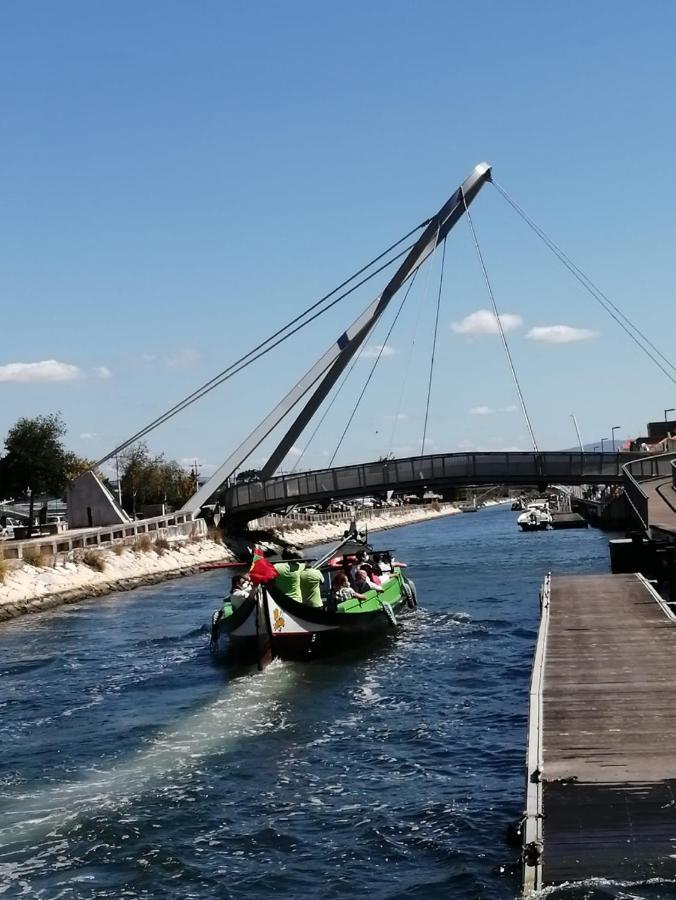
[642,476,676,536]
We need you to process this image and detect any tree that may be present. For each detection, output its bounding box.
[118,442,195,515]
[0,413,68,527]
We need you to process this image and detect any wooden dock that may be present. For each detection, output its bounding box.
[549,511,588,529]
[523,572,676,892]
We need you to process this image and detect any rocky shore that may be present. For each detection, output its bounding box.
[268,503,463,548]
[0,503,495,623]
[0,539,233,623]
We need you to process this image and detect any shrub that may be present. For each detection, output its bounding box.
[0,555,9,584]
[83,550,106,572]
[154,537,170,555]
[133,534,152,553]
[112,543,126,556]
[430,500,441,512]
[22,547,43,567]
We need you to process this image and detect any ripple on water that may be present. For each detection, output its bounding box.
[0,509,627,899]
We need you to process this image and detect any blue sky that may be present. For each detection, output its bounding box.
[2,1,676,476]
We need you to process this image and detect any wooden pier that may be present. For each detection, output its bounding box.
[523,572,676,892]
[549,511,588,529]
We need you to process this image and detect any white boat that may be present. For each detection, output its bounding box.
[517,500,552,531]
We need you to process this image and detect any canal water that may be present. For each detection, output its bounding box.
[0,505,666,899]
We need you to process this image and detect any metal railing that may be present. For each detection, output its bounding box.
[622,451,676,532]
[225,451,639,513]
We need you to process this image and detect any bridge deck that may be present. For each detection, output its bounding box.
[528,573,676,888]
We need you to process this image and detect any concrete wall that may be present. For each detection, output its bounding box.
[67,471,130,528]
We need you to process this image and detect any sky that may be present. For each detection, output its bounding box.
[2,1,676,479]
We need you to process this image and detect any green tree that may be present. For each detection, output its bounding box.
[119,443,195,516]
[0,413,68,526]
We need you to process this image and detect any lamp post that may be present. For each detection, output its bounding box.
[571,413,584,452]
[665,408,675,422]
[600,438,609,453]
[611,426,621,453]
[593,444,600,452]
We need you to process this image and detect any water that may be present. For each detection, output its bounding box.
[0,506,669,899]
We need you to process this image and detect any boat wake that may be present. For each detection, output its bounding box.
[0,660,296,854]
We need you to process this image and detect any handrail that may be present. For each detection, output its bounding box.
[225,451,641,513]
[522,572,550,893]
[622,451,676,533]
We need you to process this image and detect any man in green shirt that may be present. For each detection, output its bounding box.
[300,567,324,608]
[273,548,306,602]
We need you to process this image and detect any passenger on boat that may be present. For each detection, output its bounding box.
[373,552,390,574]
[273,548,306,602]
[361,562,382,586]
[328,572,367,610]
[229,574,253,611]
[354,568,384,594]
[299,566,324,608]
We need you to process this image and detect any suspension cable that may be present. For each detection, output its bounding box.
[95,226,426,467]
[328,269,420,467]
[491,179,676,385]
[462,192,539,452]
[421,238,447,454]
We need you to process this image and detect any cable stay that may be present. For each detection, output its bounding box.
[328,268,420,467]
[290,288,401,472]
[491,179,676,386]
[421,238,447,454]
[95,222,428,468]
[178,162,492,513]
[462,192,540,453]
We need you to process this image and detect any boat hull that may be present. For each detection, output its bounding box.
[212,571,414,663]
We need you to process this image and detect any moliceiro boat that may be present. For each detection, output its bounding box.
[210,534,417,665]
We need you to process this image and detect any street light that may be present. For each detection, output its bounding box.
[600,437,609,453]
[592,444,600,452]
[665,408,675,422]
[611,426,621,453]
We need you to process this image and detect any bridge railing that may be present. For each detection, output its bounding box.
[227,451,637,512]
[622,452,676,532]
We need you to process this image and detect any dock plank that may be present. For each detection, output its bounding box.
[536,573,676,886]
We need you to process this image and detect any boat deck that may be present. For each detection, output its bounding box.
[523,572,676,891]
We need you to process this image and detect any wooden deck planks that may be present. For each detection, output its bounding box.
[538,573,676,886]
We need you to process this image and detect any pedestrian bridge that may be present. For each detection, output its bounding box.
[223,450,638,518]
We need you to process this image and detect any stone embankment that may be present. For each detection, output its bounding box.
[259,502,463,548]
[0,538,232,623]
[0,502,496,622]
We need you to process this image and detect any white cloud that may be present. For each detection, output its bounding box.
[166,348,201,368]
[0,360,81,383]
[525,325,598,344]
[384,412,407,421]
[142,353,158,362]
[451,309,523,336]
[469,404,518,416]
[92,366,112,379]
[360,344,397,359]
[287,445,303,457]
[79,432,97,440]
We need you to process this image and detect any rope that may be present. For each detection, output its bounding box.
[328,269,420,467]
[462,192,539,453]
[421,238,447,454]
[491,179,676,386]
[95,228,426,467]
